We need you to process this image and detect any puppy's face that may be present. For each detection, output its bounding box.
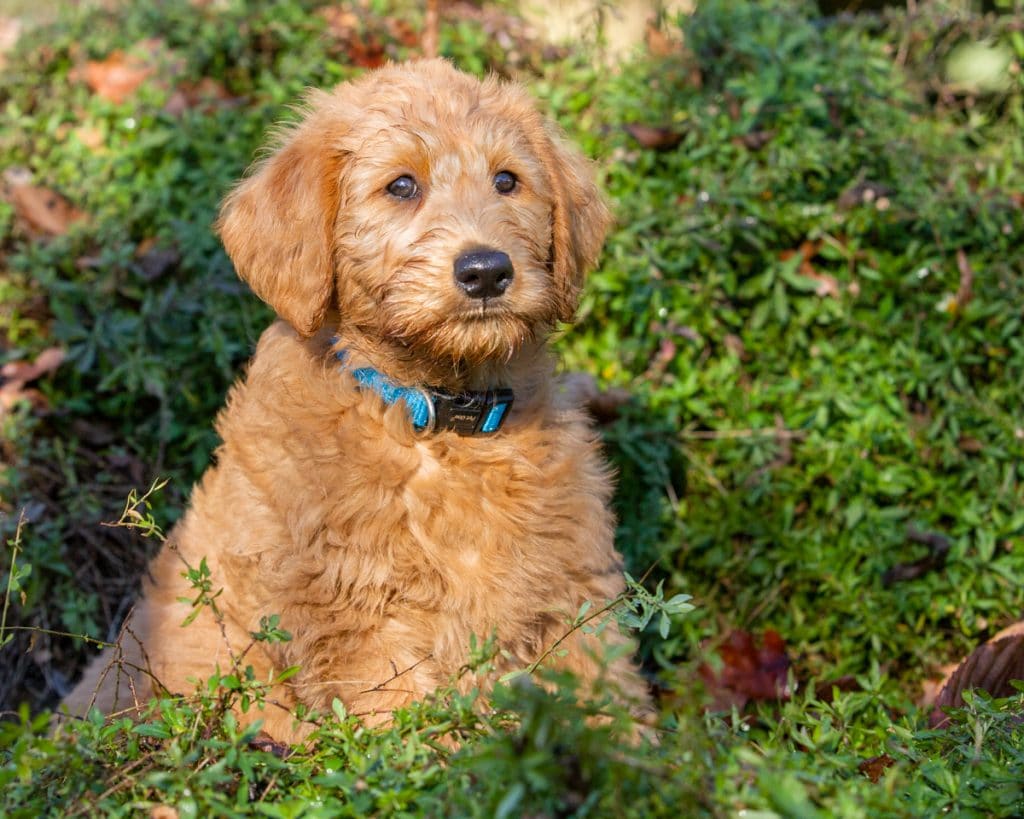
[335,88,558,365]
[218,60,609,370]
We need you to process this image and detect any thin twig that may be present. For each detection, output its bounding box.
[527,563,658,675]
[1,510,27,646]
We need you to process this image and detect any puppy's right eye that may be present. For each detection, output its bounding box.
[386,175,419,199]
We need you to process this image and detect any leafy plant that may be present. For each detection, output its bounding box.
[2,0,1023,815]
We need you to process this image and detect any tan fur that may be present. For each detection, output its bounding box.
[63,60,647,742]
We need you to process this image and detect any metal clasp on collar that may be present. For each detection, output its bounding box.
[412,387,437,436]
[430,388,514,436]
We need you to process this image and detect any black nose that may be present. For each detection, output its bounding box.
[453,250,514,299]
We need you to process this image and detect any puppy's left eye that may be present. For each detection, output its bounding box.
[493,171,517,194]
[387,175,419,199]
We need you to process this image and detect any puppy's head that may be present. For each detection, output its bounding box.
[217,59,610,367]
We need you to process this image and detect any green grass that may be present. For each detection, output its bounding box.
[2,0,1024,815]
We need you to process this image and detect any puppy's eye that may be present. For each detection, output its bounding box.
[493,171,517,194]
[387,175,419,199]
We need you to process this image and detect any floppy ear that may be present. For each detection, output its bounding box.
[216,96,344,337]
[541,125,612,323]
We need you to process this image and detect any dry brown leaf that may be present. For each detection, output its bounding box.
[779,241,849,298]
[387,17,420,48]
[928,621,1024,728]
[958,434,984,453]
[317,6,387,68]
[733,129,776,151]
[77,38,181,104]
[3,167,87,237]
[780,240,820,274]
[0,347,65,383]
[0,347,65,411]
[135,239,181,281]
[249,733,291,758]
[72,124,106,151]
[882,528,951,587]
[624,124,684,151]
[84,50,155,103]
[318,6,360,37]
[858,754,896,783]
[645,23,681,59]
[699,629,792,712]
[0,384,47,411]
[164,77,238,116]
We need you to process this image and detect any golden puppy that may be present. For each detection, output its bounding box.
[64,59,648,742]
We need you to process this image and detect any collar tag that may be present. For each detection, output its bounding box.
[433,389,514,436]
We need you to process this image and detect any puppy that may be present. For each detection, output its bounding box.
[64,59,648,742]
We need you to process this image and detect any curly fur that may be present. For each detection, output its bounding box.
[63,60,648,742]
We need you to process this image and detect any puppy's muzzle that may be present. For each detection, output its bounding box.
[453,249,514,299]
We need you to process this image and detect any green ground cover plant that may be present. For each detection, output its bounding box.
[1,0,1023,815]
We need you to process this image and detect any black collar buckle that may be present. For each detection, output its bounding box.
[430,388,514,436]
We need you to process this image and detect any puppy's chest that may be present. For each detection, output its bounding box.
[344,441,547,547]
[316,437,591,605]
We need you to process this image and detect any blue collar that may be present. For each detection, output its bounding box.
[335,350,514,436]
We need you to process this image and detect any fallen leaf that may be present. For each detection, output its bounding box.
[779,241,844,298]
[249,733,291,758]
[164,77,239,116]
[733,129,776,151]
[624,124,684,151]
[347,36,387,68]
[0,347,65,411]
[386,17,420,48]
[0,384,47,412]
[150,806,179,819]
[859,754,896,783]
[318,7,388,68]
[928,621,1024,728]
[780,240,820,275]
[319,6,360,38]
[882,528,951,587]
[84,50,154,103]
[645,23,679,59]
[957,434,984,453]
[3,167,87,237]
[813,674,860,702]
[72,124,106,151]
[1,347,65,383]
[699,628,792,711]
[135,239,181,281]
[75,39,182,104]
